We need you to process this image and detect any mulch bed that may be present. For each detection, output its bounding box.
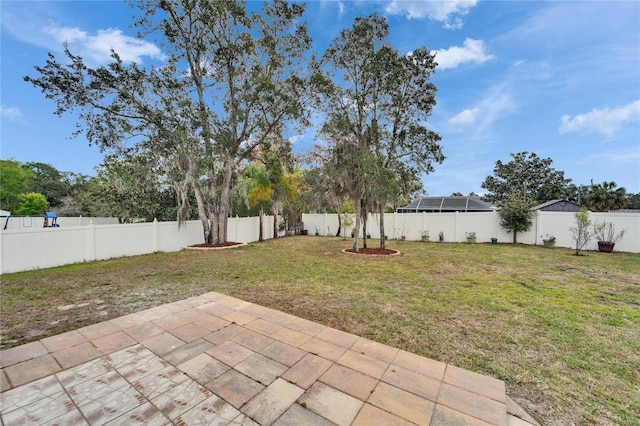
[186,242,244,249]
[343,247,399,256]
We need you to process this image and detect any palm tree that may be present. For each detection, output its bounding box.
[585,181,628,211]
[245,163,273,242]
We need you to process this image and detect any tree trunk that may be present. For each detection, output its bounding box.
[352,198,361,253]
[214,161,235,244]
[258,206,264,242]
[362,218,367,248]
[379,207,386,249]
[272,201,279,239]
[513,232,517,244]
[191,183,213,244]
[361,203,368,248]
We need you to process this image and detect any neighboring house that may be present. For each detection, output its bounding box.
[533,199,584,212]
[397,196,495,213]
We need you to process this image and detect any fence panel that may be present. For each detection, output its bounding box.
[157,221,204,252]
[0,227,89,273]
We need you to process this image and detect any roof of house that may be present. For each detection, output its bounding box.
[397,196,495,213]
[533,199,583,212]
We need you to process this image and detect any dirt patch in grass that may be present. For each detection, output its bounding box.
[1,237,639,425]
[343,247,399,255]
[186,242,244,249]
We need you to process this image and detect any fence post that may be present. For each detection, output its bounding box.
[0,229,4,274]
[153,218,159,252]
[87,221,95,262]
[492,210,498,241]
[324,213,328,236]
[393,212,397,239]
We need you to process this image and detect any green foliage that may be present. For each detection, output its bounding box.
[315,13,442,250]
[25,0,311,243]
[16,192,48,216]
[78,155,179,222]
[585,181,628,211]
[21,162,70,207]
[498,196,535,243]
[625,192,640,209]
[0,159,33,212]
[569,207,594,255]
[482,152,572,204]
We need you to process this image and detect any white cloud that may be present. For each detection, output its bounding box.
[0,105,23,119]
[434,38,494,70]
[384,0,478,29]
[0,4,162,65]
[337,1,345,19]
[559,100,640,138]
[448,108,479,125]
[448,84,514,134]
[43,25,164,65]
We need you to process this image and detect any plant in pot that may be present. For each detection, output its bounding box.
[421,231,429,243]
[438,231,444,243]
[593,221,625,253]
[542,234,556,248]
[465,232,476,244]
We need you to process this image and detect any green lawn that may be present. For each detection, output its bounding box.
[1,236,638,425]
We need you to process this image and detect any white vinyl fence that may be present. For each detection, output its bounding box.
[2,211,637,274]
[0,216,278,274]
[2,216,120,230]
[302,211,640,253]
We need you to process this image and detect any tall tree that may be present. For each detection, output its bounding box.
[585,181,628,211]
[482,152,572,205]
[25,0,311,244]
[314,14,443,251]
[0,160,33,212]
[626,192,640,209]
[21,162,70,208]
[78,155,178,222]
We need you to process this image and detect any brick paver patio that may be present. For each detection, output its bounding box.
[0,291,540,425]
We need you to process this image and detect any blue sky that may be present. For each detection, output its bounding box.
[2,1,639,195]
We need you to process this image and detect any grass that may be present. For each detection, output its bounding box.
[1,236,639,425]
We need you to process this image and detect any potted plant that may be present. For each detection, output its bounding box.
[314,226,320,236]
[438,231,444,243]
[466,232,476,244]
[542,234,556,248]
[421,231,429,243]
[593,221,625,253]
[491,237,498,245]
